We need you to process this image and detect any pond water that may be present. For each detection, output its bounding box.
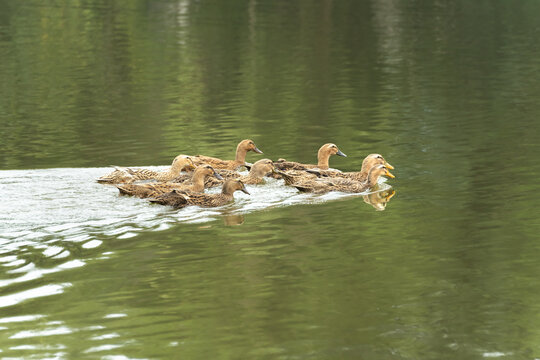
[1,0,540,359]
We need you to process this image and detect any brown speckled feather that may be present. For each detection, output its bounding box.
[97,155,195,184]
[294,165,394,194]
[116,183,199,199]
[149,179,250,209]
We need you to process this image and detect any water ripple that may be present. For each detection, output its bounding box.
[1,167,392,248]
[0,166,393,314]
[0,283,71,308]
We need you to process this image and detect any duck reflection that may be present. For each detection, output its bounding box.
[223,214,245,226]
[363,189,396,211]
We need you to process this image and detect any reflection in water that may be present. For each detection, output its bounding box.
[363,189,396,211]
[223,214,245,226]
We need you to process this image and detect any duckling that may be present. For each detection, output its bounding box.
[294,164,395,194]
[115,165,222,198]
[307,153,394,182]
[97,155,195,184]
[149,179,250,208]
[274,143,347,171]
[191,139,263,170]
[363,189,396,211]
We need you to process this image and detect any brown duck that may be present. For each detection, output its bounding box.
[307,153,394,182]
[173,158,276,188]
[97,155,195,184]
[149,179,250,208]
[191,139,263,170]
[115,165,223,198]
[294,164,395,194]
[274,143,347,171]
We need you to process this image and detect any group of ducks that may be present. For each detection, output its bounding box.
[97,139,396,209]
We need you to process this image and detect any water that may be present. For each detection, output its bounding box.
[1,0,540,359]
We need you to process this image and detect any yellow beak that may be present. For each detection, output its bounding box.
[385,170,395,179]
[385,161,394,170]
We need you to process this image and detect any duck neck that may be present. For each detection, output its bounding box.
[359,164,371,180]
[317,151,330,170]
[169,161,185,176]
[365,171,380,188]
[221,187,235,197]
[248,166,265,179]
[190,171,207,192]
[235,145,248,164]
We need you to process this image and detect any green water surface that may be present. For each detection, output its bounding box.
[1,1,540,359]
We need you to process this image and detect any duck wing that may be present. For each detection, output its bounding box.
[117,183,190,198]
[274,159,316,171]
[149,189,191,207]
[192,155,237,170]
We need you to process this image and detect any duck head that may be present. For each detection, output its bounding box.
[317,143,346,169]
[194,164,223,180]
[249,158,275,177]
[222,179,250,196]
[361,154,394,175]
[367,164,395,185]
[238,139,263,154]
[366,153,393,169]
[319,143,347,158]
[171,155,196,172]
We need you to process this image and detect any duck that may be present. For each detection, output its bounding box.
[173,158,276,188]
[274,143,347,171]
[191,139,263,170]
[293,164,395,194]
[97,155,195,184]
[363,189,396,211]
[115,165,223,198]
[149,179,250,209]
[307,153,394,182]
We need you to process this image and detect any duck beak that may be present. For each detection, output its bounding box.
[253,146,263,154]
[385,161,394,170]
[213,171,224,180]
[336,150,347,157]
[241,184,250,195]
[385,169,395,179]
[385,190,396,200]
